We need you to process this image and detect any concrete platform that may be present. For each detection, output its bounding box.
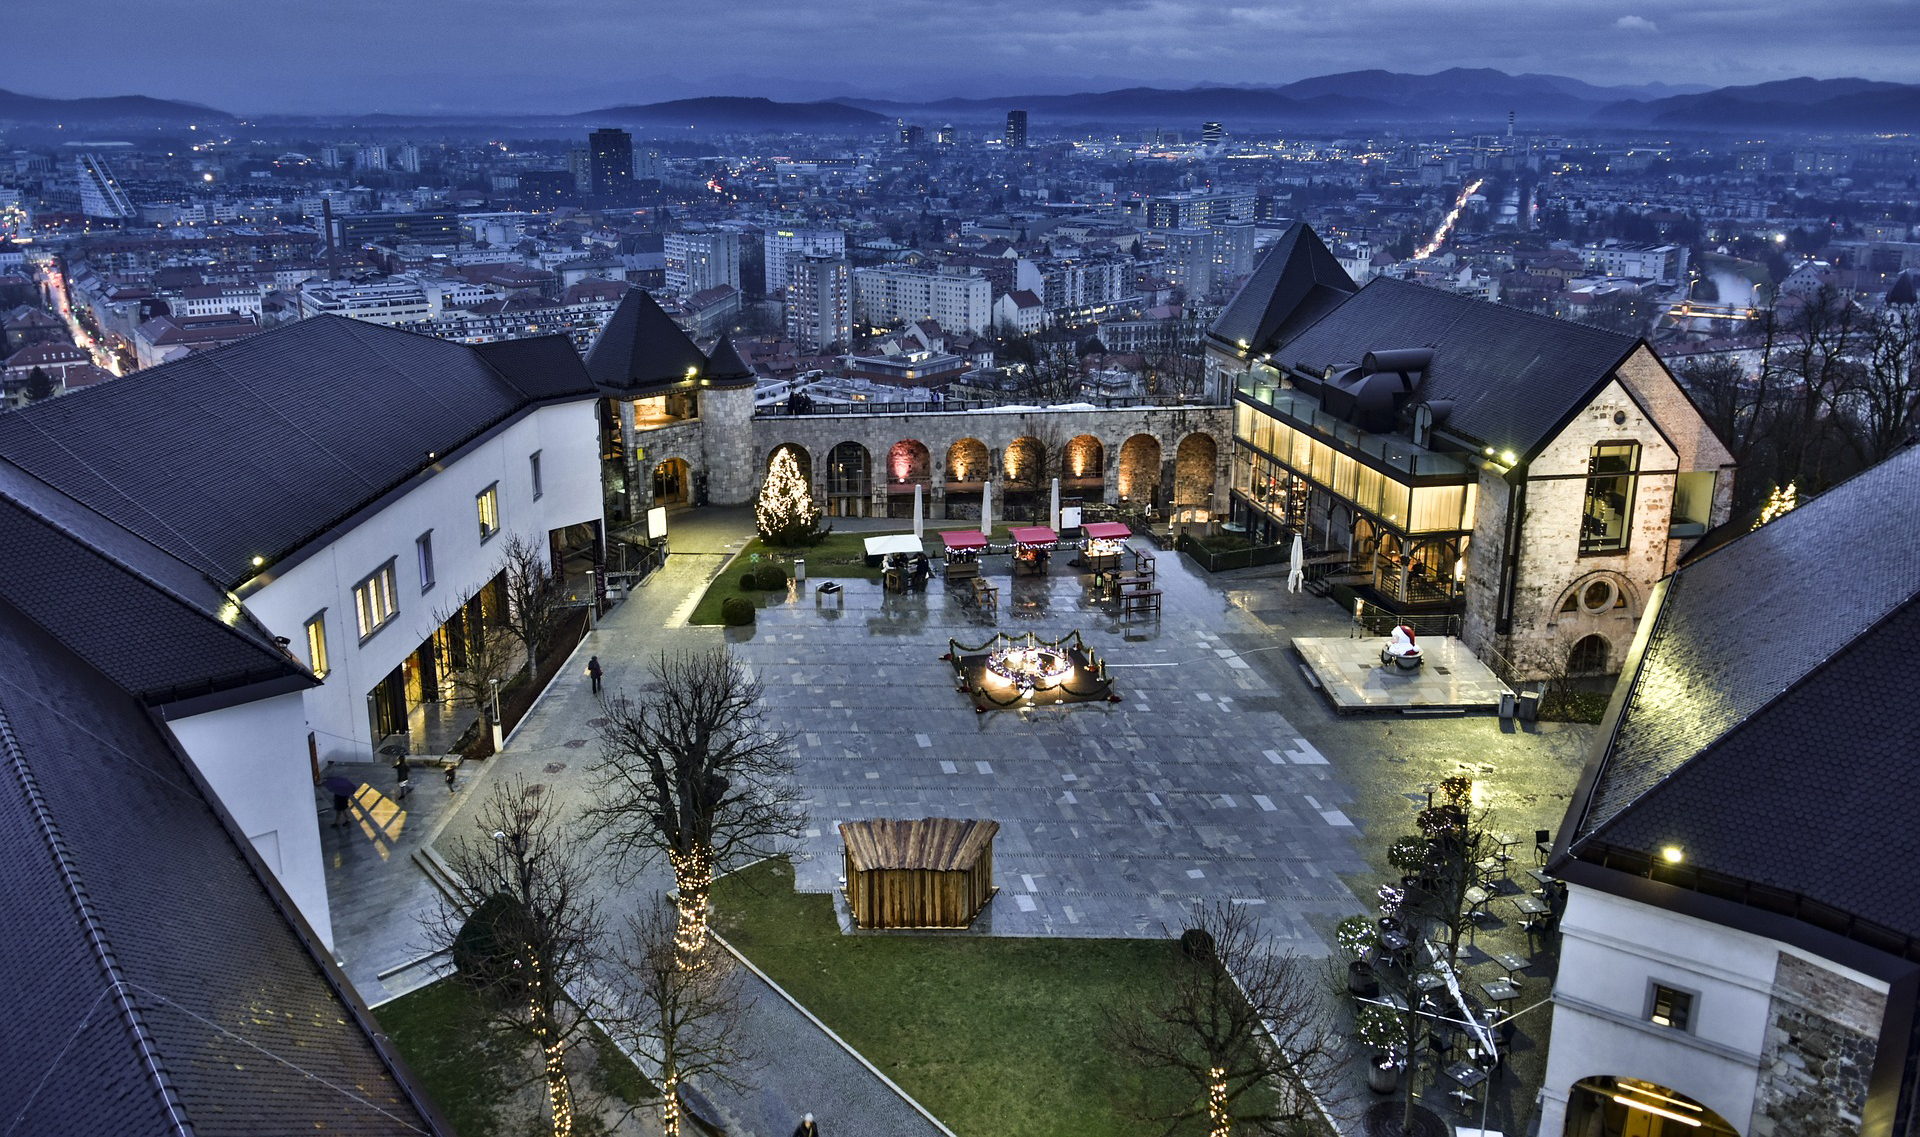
[1292,635,1511,713]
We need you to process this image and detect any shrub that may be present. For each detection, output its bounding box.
[720,597,755,626]
[1335,915,1379,961]
[741,571,760,590]
[452,891,529,991]
[756,564,788,589]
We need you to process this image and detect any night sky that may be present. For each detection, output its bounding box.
[5,0,1914,115]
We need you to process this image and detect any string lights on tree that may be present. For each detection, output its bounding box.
[756,446,826,546]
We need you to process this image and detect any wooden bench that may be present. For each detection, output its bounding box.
[1119,588,1162,615]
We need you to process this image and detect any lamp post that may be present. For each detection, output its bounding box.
[490,677,504,752]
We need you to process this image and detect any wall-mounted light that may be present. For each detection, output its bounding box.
[1661,845,1684,864]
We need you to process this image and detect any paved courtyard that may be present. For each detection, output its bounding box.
[322,508,1598,1136]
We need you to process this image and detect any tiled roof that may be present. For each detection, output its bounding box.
[0,460,306,706]
[472,333,595,401]
[0,603,444,1135]
[1563,446,1920,940]
[0,315,593,587]
[1207,222,1357,357]
[1276,277,1638,457]
[584,288,708,395]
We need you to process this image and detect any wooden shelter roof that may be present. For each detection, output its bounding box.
[840,818,1000,873]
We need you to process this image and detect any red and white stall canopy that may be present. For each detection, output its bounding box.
[1010,526,1058,547]
[940,530,988,552]
[1082,521,1132,540]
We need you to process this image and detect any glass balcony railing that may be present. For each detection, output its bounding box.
[1235,379,1469,478]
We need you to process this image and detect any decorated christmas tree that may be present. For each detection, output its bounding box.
[756,447,828,546]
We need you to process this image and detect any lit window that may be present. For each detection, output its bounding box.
[416,531,435,591]
[1580,442,1639,554]
[353,561,398,640]
[305,612,329,678]
[530,451,543,499]
[477,483,500,541]
[1648,983,1693,1031]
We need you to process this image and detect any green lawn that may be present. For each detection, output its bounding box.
[710,858,1183,1137]
[689,525,1015,624]
[375,979,657,1137]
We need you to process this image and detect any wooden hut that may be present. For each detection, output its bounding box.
[840,818,999,929]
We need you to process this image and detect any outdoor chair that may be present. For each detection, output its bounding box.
[1535,828,1554,864]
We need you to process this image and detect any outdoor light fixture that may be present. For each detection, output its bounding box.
[1662,845,1684,863]
[251,555,265,567]
[1610,1095,1703,1128]
[1500,450,1517,465]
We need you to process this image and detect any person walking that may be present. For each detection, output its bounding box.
[444,762,458,793]
[791,1113,819,1137]
[587,654,603,695]
[330,792,351,829]
[393,753,411,801]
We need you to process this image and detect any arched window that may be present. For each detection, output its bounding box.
[1568,634,1611,676]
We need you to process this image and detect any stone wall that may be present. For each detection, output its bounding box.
[1750,952,1887,1137]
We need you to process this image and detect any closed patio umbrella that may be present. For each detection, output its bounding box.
[1287,533,1305,594]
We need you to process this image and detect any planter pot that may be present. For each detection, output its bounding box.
[1348,960,1379,997]
[1367,1056,1399,1094]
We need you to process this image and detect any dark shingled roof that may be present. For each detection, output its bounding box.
[0,601,444,1135]
[1207,222,1357,357]
[473,333,596,400]
[703,332,755,387]
[0,315,595,588]
[1888,270,1917,307]
[1277,277,1639,457]
[1562,445,1920,941]
[0,459,308,707]
[584,288,708,395]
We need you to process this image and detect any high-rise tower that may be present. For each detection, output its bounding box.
[588,128,634,200]
[1005,110,1028,149]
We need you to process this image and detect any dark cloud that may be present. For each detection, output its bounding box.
[2,0,1913,113]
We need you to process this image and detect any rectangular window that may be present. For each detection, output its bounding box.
[1580,442,1640,554]
[1648,983,1694,1031]
[1672,471,1715,536]
[477,482,500,541]
[416,531,435,592]
[353,560,398,640]
[304,612,329,678]
[530,451,544,500]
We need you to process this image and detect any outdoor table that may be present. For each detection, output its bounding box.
[1447,1060,1489,1089]
[1377,991,1409,1011]
[1510,894,1550,917]
[1491,831,1518,861]
[1415,969,1449,992]
[1491,951,1530,976]
[1480,978,1521,1004]
[1523,866,1555,893]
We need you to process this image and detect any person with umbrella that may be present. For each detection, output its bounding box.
[321,775,358,830]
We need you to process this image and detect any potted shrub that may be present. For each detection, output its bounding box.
[1355,1005,1404,1094]
[1336,915,1380,995]
[1388,835,1430,883]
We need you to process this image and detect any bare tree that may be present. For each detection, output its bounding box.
[432,588,520,732]
[428,778,604,1137]
[586,647,806,961]
[603,898,756,1137]
[500,531,566,670]
[1848,303,1920,466]
[1105,901,1345,1137]
[1774,285,1864,490]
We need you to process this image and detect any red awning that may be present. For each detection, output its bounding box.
[1010,526,1058,546]
[1083,521,1131,540]
[940,530,988,551]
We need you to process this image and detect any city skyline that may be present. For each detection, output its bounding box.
[2,0,1915,116]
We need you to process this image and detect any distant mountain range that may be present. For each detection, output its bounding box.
[0,87,232,125]
[3,71,1915,133]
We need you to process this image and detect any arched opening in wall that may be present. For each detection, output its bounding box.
[1117,434,1161,512]
[1564,1076,1739,1136]
[824,441,871,518]
[1063,434,1105,500]
[944,437,988,519]
[1350,515,1379,569]
[1173,433,1217,519]
[885,439,931,518]
[1557,576,1633,616]
[767,444,812,486]
[1003,435,1047,517]
[651,457,691,506]
[1567,634,1611,677]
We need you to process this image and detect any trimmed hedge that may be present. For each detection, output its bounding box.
[720,597,756,626]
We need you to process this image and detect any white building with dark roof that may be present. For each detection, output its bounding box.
[1541,445,1920,1136]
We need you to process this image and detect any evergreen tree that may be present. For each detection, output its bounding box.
[755,447,826,546]
[25,366,55,402]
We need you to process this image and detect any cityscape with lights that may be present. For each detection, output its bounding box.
[2,13,1920,1137]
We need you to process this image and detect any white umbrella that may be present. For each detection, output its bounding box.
[1287,532,1305,594]
[912,484,924,539]
[980,480,993,537]
[1049,477,1061,532]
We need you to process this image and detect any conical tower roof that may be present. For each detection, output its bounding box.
[1207,222,1358,359]
[704,332,755,387]
[585,288,707,395]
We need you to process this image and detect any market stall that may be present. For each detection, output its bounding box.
[863,533,924,567]
[1082,521,1131,573]
[1010,525,1057,576]
[943,629,1118,711]
[940,529,987,579]
[841,817,999,929]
